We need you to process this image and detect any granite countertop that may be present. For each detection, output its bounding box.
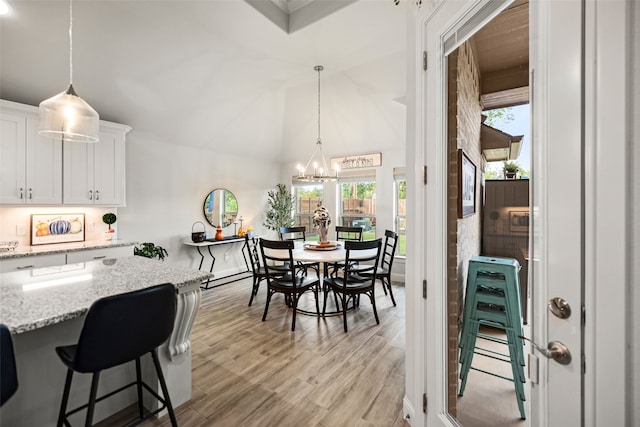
[0,240,137,260]
[0,256,212,334]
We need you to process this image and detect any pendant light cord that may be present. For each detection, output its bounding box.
[69,0,73,84]
[316,65,322,142]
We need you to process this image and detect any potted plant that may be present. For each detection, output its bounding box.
[263,184,296,232]
[102,213,117,240]
[503,161,519,179]
[133,242,168,261]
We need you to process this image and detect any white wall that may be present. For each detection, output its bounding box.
[631,1,639,423]
[119,132,281,275]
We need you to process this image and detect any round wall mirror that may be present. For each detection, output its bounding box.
[203,188,238,228]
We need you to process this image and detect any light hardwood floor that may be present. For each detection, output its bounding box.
[97,276,408,427]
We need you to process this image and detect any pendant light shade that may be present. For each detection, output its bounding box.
[296,65,338,182]
[39,84,99,143]
[39,0,99,143]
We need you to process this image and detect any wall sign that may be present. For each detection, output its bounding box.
[330,152,382,171]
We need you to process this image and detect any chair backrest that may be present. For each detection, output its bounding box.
[72,283,177,373]
[0,324,18,407]
[279,226,306,242]
[259,239,297,284]
[335,226,363,242]
[341,239,382,286]
[381,230,399,272]
[245,234,262,273]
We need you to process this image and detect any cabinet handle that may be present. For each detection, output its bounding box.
[95,190,100,200]
[19,187,23,199]
[93,256,106,260]
[89,190,93,200]
[28,188,32,199]
[16,265,34,270]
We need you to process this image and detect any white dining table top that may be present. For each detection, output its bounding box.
[291,241,376,263]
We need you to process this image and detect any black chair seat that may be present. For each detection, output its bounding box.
[268,275,318,293]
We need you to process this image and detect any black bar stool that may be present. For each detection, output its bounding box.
[1,324,18,407]
[55,283,178,427]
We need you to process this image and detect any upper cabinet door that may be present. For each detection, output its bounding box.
[0,110,62,205]
[0,111,27,204]
[25,117,62,204]
[93,129,126,206]
[63,124,128,206]
[62,139,94,205]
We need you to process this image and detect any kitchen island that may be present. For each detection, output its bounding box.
[0,256,211,426]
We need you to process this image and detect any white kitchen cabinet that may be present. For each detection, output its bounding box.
[66,245,133,263]
[0,101,62,205]
[63,121,129,206]
[0,253,67,272]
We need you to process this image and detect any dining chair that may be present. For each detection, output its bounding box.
[372,229,399,306]
[55,284,178,427]
[279,226,320,277]
[1,324,18,407]
[323,238,382,332]
[245,234,268,306]
[328,226,364,278]
[259,239,320,331]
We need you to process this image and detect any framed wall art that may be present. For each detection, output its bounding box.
[31,214,85,246]
[458,149,477,218]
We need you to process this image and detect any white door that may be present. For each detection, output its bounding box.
[25,117,62,205]
[93,130,126,206]
[416,1,630,426]
[0,111,27,204]
[63,139,95,204]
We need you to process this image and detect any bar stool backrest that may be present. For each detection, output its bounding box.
[72,283,177,373]
[0,324,18,406]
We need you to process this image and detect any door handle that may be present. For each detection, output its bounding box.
[519,336,572,365]
[89,190,93,200]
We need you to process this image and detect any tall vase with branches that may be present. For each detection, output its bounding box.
[264,184,296,232]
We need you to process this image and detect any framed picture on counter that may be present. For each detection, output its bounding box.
[31,214,85,246]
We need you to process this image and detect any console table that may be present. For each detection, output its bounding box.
[184,237,251,290]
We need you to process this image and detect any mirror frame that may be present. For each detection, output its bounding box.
[203,188,238,228]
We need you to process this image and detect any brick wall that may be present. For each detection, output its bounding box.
[446,39,483,416]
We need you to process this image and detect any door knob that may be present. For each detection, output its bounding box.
[519,336,572,365]
[548,297,571,319]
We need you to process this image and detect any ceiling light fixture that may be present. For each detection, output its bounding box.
[39,0,99,143]
[296,65,338,182]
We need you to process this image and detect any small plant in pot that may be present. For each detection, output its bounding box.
[503,161,520,179]
[134,242,168,261]
[102,213,117,240]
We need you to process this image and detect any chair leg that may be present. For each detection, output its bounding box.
[85,372,100,427]
[151,349,178,427]
[314,287,320,316]
[343,293,349,333]
[370,290,380,325]
[291,293,298,331]
[384,277,396,306]
[248,276,259,306]
[135,357,144,419]
[57,369,74,427]
[262,290,273,321]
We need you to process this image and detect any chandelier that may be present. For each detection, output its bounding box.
[296,65,338,182]
[39,0,99,143]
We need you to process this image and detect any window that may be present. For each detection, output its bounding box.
[338,171,376,241]
[394,167,406,256]
[293,183,323,239]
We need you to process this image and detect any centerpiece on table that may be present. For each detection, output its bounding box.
[312,205,331,245]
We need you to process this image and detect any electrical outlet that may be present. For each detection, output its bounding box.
[16,224,26,236]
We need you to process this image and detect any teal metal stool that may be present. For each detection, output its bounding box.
[458,256,526,419]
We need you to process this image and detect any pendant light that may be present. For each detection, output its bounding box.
[296,65,338,182]
[39,0,99,143]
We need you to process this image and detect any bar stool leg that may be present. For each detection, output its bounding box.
[151,349,178,427]
[57,369,74,427]
[135,357,144,418]
[85,372,100,427]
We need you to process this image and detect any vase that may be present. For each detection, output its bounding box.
[318,226,329,243]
